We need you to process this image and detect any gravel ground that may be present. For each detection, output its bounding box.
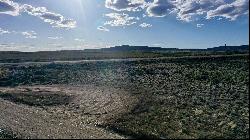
[0,85,137,139]
[0,54,249,139]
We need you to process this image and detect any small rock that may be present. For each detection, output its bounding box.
[228,121,237,129]
[218,121,224,126]
[194,109,203,115]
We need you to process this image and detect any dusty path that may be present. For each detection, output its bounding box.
[0,85,137,139]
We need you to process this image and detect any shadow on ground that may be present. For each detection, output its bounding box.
[0,91,73,107]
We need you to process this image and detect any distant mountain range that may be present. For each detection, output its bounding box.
[84,45,249,52]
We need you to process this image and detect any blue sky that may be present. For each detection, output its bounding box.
[0,0,249,51]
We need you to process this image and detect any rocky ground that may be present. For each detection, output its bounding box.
[0,54,249,139]
[0,85,138,139]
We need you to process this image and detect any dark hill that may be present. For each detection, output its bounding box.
[207,45,249,52]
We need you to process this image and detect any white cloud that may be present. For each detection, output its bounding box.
[139,22,152,28]
[21,31,37,39]
[104,13,138,27]
[207,0,249,20]
[146,0,175,17]
[0,0,20,16]
[147,0,249,22]
[22,4,77,29]
[74,38,85,42]
[196,23,204,28]
[55,19,77,29]
[0,1,77,29]
[174,0,226,22]
[97,26,110,32]
[105,0,145,11]
[0,27,37,39]
[104,0,249,23]
[48,36,63,40]
[0,28,11,35]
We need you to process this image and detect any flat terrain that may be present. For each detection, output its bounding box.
[0,85,134,139]
[0,50,244,63]
[0,54,249,139]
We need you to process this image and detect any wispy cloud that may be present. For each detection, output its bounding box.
[104,13,138,27]
[104,0,249,27]
[146,0,248,22]
[105,0,145,12]
[48,36,63,40]
[0,0,20,16]
[196,24,204,28]
[0,28,38,39]
[22,4,77,29]
[139,23,152,28]
[74,38,85,42]
[207,0,249,20]
[0,0,77,29]
[0,28,11,35]
[97,26,110,32]
[21,31,37,39]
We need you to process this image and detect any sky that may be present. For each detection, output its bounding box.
[0,0,249,51]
